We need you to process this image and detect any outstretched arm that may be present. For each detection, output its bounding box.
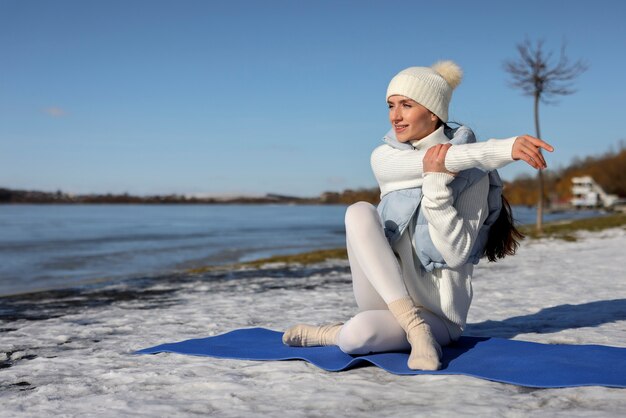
[371,135,553,196]
[370,138,515,195]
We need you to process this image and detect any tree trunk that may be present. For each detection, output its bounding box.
[534,93,544,234]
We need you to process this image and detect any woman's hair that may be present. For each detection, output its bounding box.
[483,195,524,262]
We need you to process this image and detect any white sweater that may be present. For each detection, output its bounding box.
[370,127,516,338]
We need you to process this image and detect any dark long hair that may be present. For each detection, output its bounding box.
[483,195,524,262]
[441,121,524,262]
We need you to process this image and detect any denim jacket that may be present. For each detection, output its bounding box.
[376,126,503,271]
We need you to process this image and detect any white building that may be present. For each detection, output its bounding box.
[571,176,618,208]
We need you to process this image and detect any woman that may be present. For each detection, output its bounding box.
[282,61,553,370]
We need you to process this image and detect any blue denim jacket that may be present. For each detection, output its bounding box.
[376,126,503,271]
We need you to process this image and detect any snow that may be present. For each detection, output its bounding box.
[1,228,625,417]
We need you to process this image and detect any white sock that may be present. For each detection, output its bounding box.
[388,297,442,370]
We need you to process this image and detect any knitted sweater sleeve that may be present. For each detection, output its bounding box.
[370,138,516,196]
[420,172,490,269]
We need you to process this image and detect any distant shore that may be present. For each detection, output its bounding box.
[0,187,378,205]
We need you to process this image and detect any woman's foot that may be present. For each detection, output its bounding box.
[387,297,442,370]
[282,323,343,347]
[405,323,442,370]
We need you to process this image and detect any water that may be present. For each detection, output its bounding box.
[0,204,348,296]
[0,204,603,296]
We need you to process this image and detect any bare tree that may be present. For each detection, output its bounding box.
[504,39,588,233]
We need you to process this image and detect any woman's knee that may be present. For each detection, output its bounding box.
[345,201,380,234]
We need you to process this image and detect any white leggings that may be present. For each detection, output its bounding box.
[337,202,451,355]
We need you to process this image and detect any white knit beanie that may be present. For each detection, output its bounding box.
[386,61,463,122]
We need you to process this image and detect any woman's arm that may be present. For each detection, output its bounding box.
[371,138,514,196]
[421,172,489,268]
[371,135,552,197]
[420,144,491,268]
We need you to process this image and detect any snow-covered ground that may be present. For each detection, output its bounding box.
[1,228,625,417]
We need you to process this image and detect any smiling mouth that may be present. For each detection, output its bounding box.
[394,124,408,132]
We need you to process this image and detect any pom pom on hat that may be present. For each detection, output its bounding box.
[386,60,463,122]
[431,60,463,89]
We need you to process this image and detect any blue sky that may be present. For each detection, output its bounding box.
[1,0,625,197]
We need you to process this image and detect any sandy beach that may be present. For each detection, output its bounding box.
[1,226,625,417]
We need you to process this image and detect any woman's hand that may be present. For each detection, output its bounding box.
[512,135,554,170]
[423,143,457,175]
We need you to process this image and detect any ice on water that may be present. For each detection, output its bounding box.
[1,228,625,417]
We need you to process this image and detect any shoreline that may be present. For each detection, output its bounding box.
[187,212,626,273]
[1,212,623,301]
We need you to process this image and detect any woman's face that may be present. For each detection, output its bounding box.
[387,95,439,142]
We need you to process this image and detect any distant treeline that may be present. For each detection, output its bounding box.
[319,189,379,205]
[2,144,623,206]
[503,144,626,206]
[0,186,380,205]
[0,189,319,205]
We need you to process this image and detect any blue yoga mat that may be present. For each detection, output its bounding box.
[135,327,626,388]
